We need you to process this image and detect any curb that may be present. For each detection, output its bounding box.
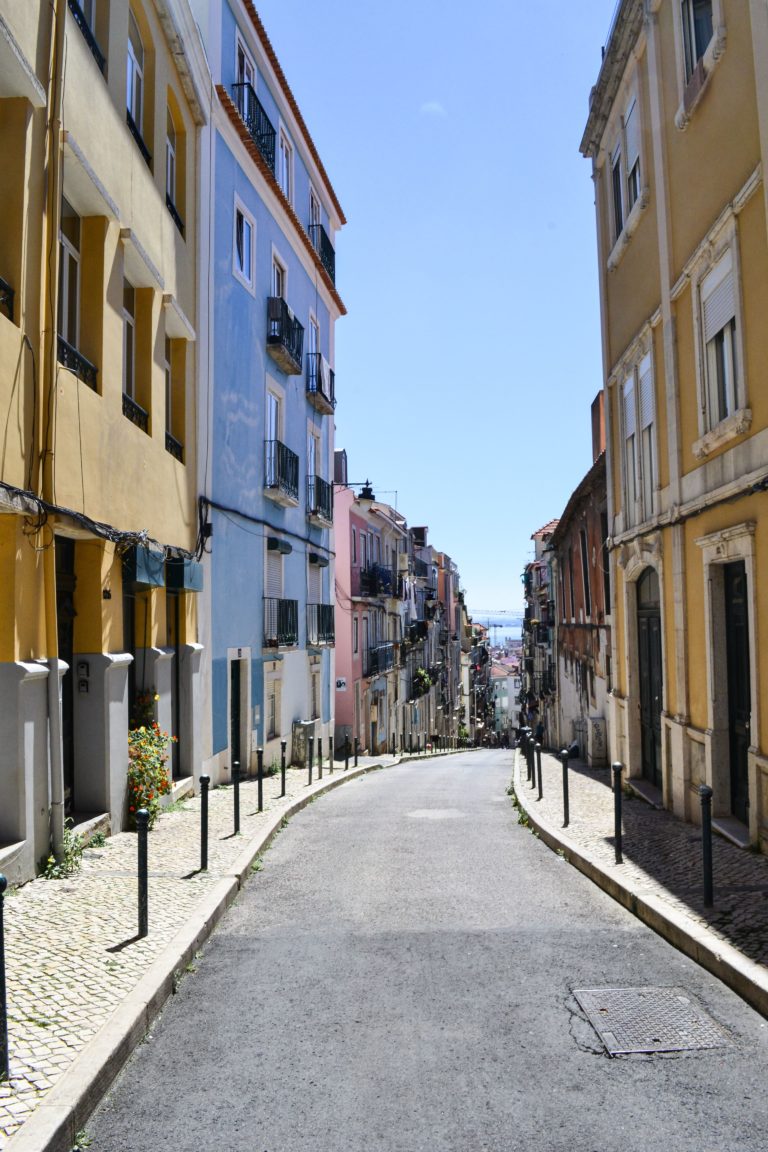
[7,760,387,1152]
[512,755,768,1020]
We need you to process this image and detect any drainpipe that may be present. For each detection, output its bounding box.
[42,0,68,858]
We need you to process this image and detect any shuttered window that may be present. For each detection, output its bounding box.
[623,377,637,522]
[701,249,739,426]
[702,250,735,343]
[625,98,641,208]
[266,552,282,598]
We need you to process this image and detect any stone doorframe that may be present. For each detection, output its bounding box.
[615,533,667,795]
[694,521,759,840]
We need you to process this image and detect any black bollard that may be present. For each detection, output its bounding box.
[525,732,532,783]
[280,739,287,798]
[345,737,350,771]
[612,762,624,864]
[200,774,210,872]
[354,737,359,767]
[699,785,714,908]
[137,809,149,938]
[560,749,570,828]
[391,733,396,756]
[0,873,9,1082]
[233,760,240,834]
[409,732,413,755]
[536,742,543,801]
[329,736,334,774]
[529,739,536,790]
[318,737,323,780]
[308,736,314,785]
[257,747,264,812]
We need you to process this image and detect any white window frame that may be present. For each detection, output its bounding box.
[353,616,359,655]
[672,0,726,130]
[122,278,136,399]
[166,106,177,207]
[236,32,256,89]
[618,341,657,530]
[164,336,172,433]
[126,10,144,131]
[272,251,286,300]
[351,527,357,566]
[681,0,715,82]
[691,222,749,458]
[605,84,647,268]
[58,198,81,348]
[278,127,293,203]
[233,196,255,293]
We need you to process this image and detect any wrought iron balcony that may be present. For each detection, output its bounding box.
[307,602,335,646]
[123,392,149,432]
[57,335,98,390]
[307,474,333,524]
[306,353,336,414]
[265,438,299,503]
[264,597,298,647]
[362,564,395,598]
[68,0,105,73]
[365,642,395,678]
[413,557,428,578]
[231,83,276,172]
[126,110,152,168]
[166,194,184,237]
[267,297,304,374]
[408,620,428,644]
[165,431,184,462]
[0,276,14,322]
[308,222,336,284]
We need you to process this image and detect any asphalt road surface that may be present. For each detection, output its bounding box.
[87,751,768,1152]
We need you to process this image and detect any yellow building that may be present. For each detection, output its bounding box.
[0,0,207,883]
[582,0,768,850]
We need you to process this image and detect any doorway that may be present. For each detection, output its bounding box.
[230,659,243,774]
[55,537,76,814]
[724,561,751,824]
[637,567,663,789]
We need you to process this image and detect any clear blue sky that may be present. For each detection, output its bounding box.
[255,1,614,611]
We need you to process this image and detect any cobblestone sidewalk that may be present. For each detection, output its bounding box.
[0,756,394,1148]
[513,747,768,976]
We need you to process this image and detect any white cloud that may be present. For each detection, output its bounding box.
[419,100,447,118]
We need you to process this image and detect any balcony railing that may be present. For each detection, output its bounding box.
[307,474,333,524]
[126,110,152,167]
[267,297,304,374]
[166,194,185,237]
[361,564,395,598]
[306,353,336,414]
[68,0,105,73]
[231,82,276,172]
[413,557,428,578]
[265,438,299,502]
[307,603,335,646]
[58,335,98,390]
[123,392,149,432]
[308,222,336,284]
[365,642,395,677]
[264,597,298,647]
[165,431,184,462]
[0,276,14,322]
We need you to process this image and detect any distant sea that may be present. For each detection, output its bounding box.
[469,610,522,648]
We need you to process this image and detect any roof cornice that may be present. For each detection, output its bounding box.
[580,0,644,159]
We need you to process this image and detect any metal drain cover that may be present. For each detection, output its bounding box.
[573,987,730,1056]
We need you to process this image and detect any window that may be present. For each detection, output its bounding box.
[701,249,737,427]
[164,338,172,433]
[309,187,321,231]
[351,527,357,565]
[638,354,656,519]
[122,280,135,399]
[308,314,319,358]
[611,144,623,241]
[233,201,255,290]
[126,10,144,131]
[308,429,318,482]
[360,533,367,570]
[682,0,713,81]
[266,680,280,740]
[311,672,320,720]
[621,352,656,526]
[278,129,293,202]
[166,108,177,205]
[579,529,592,620]
[624,98,640,211]
[623,375,637,521]
[609,93,642,247]
[353,616,359,654]
[272,256,285,299]
[236,35,255,88]
[58,198,80,348]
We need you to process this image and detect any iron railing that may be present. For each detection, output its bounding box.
[126,110,152,167]
[264,597,298,647]
[0,277,14,323]
[362,564,395,597]
[365,642,395,677]
[266,297,304,374]
[265,438,299,501]
[413,557,428,578]
[307,603,335,646]
[68,0,105,73]
[307,474,333,523]
[166,194,185,237]
[123,392,149,432]
[231,82,276,172]
[306,353,336,412]
[165,431,184,462]
[58,335,98,390]
[308,222,336,283]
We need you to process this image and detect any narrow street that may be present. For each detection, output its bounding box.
[86,752,768,1152]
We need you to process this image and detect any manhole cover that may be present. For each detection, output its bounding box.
[573,987,730,1056]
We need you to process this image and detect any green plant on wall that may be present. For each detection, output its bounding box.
[413,667,431,698]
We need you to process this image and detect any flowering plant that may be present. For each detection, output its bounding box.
[127,721,175,829]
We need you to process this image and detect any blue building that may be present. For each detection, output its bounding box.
[193,1,346,777]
